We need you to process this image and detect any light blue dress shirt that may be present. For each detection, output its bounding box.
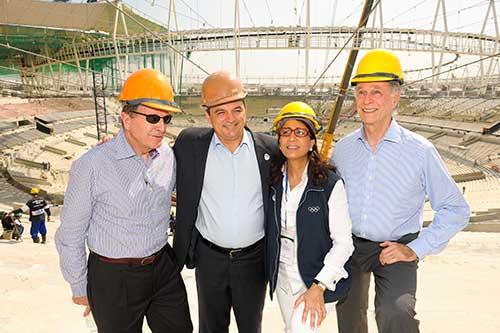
[195,129,264,248]
[55,130,175,297]
[332,119,470,260]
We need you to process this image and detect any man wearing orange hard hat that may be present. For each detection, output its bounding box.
[56,69,192,333]
[173,71,278,333]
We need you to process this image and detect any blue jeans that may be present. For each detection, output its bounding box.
[30,220,47,239]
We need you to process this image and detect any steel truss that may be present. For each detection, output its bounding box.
[4,0,500,96]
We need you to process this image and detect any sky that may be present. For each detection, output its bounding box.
[60,1,500,85]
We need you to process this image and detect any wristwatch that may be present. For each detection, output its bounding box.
[313,279,327,291]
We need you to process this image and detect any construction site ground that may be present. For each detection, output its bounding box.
[1,216,500,333]
[1,97,500,332]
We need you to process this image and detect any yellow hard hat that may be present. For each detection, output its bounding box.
[201,71,247,109]
[272,101,322,134]
[119,68,181,113]
[351,49,404,86]
[30,187,39,195]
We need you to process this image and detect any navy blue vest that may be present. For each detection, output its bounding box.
[266,167,351,303]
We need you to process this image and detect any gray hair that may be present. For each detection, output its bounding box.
[122,103,139,114]
[390,81,401,95]
[120,104,140,128]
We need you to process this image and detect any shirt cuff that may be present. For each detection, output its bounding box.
[315,268,348,292]
[407,237,430,261]
[70,281,88,298]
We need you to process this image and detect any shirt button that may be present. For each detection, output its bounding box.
[368,175,372,180]
[362,214,367,219]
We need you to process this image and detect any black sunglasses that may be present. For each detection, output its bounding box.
[130,110,172,124]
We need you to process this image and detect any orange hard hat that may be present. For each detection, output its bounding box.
[201,71,247,109]
[119,68,181,113]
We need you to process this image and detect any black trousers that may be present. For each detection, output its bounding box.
[336,233,420,333]
[87,244,193,333]
[195,238,266,333]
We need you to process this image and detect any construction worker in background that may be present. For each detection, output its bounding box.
[11,211,25,241]
[11,187,51,243]
[56,69,192,333]
[332,49,470,333]
[173,71,279,333]
[1,211,15,240]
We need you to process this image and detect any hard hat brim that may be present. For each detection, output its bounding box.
[276,117,320,136]
[351,72,404,86]
[142,102,182,113]
[125,98,182,113]
[272,114,322,133]
[202,91,248,109]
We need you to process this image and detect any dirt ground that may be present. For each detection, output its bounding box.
[1,220,499,333]
[0,97,95,121]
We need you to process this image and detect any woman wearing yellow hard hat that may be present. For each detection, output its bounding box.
[266,101,354,332]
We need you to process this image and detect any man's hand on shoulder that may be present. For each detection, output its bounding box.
[72,296,91,316]
[379,241,417,266]
[94,132,117,147]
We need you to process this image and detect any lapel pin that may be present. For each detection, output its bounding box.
[264,153,270,161]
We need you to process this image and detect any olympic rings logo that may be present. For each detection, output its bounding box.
[308,206,320,213]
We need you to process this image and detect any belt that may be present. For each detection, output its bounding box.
[93,247,164,266]
[200,236,263,258]
[353,232,419,245]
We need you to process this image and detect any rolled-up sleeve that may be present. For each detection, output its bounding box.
[55,157,94,297]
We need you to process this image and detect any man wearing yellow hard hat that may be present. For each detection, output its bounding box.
[332,49,470,333]
[55,69,192,332]
[173,71,278,333]
[10,187,51,243]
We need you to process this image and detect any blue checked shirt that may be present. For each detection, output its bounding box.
[332,119,470,260]
[55,130,175,297]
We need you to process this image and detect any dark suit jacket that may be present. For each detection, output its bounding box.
[173,127,278,269]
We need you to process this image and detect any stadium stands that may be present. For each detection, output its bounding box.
[400,97,500,123]
[0,96,498,226]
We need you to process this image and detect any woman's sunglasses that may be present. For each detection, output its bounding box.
[279,127,310,137]
[130,110,172,124]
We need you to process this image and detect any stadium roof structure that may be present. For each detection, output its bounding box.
[0,0,498,98]
[0,0,167,75]
[0,0,165,33]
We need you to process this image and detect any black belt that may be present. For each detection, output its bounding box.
[200,236,263,257]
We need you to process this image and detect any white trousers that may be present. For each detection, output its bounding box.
[276,266,335,333]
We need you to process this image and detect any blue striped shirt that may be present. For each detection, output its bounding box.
[195,129,264,248]
[55,130,175,297]
[332,119,469,260]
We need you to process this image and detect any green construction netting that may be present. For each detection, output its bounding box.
[0,1,168,75]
